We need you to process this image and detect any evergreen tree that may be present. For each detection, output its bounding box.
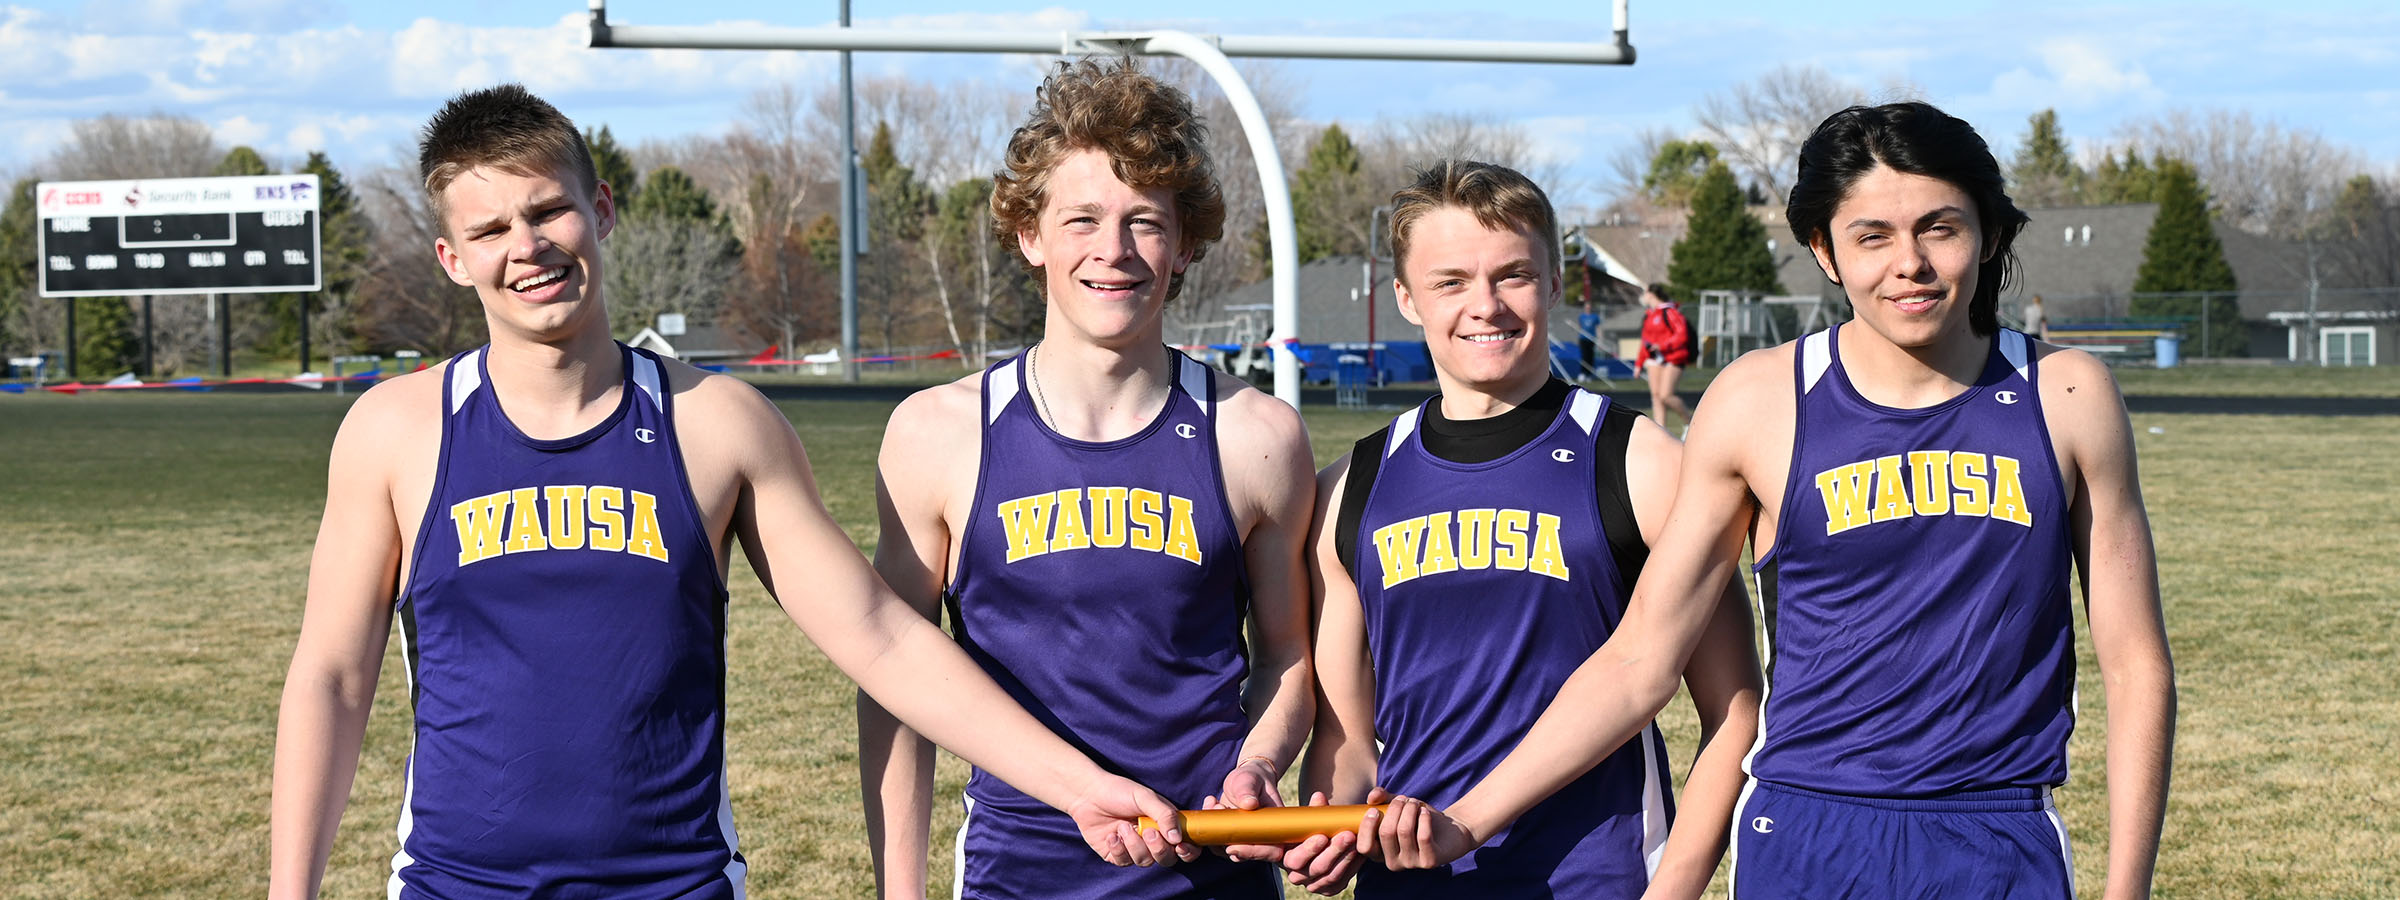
[1642,139,1719,208]
[1290,124,1369,264]
[2132,158,2242,357]
[585,125,639,208]
[76,297,140,378]
[0,178,35,357]
[213,146,271,177]
[300,152,371,355]
[2009,109,2083,207]
[2089,150,2159,205]
[628,166,719,224]
[1665,162,1781,304]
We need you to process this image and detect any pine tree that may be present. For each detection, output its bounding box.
[213,146,271,177]
[629,166,719,224]
[2009,110,2083,207]
[2090,150,2159,205]
[585,125,639,208]
[2132,158,2242,357]
[300,152,370,355]
[76,296,140,378]
[1643,139,1720,209]
[1291,124,1368,264]
[0,178,35,357]
[1666,162,1781,304]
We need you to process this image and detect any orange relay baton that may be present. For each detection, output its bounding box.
[1137,805,1386,845]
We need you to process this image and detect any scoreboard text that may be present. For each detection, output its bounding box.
[36,175,323,297]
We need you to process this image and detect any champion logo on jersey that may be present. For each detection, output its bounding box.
[1752,816,1776,834]
[1995,390,2021,405]
[635,427,657,443]
[1551,448,1576,463]
[1176,423,1198,439]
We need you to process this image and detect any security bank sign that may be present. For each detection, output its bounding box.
[36,174,322,297]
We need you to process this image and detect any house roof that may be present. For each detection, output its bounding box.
[623,323,761,361]
[1176,254,1624,346]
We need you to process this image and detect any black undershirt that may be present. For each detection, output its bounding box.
[1336,378,1650,586]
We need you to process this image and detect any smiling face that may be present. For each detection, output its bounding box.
[1394,205,1560,401]
[432,163,616,345]
[1017,147,1191,348]
[1809,164,1993,351]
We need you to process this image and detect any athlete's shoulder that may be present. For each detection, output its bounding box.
[1702,338,1801,410]
[2030,341,2130,437]
[335,358,446,444]
[884,368,985,440]
[1207,365,1307,453]
[654,354,786,433]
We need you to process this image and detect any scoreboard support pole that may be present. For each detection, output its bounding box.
[215,294,231,378]
[141,295,155,377]
[299,295,312,374]
[63,299,77,380]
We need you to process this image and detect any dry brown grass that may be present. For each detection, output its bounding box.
[1,393,2392,898]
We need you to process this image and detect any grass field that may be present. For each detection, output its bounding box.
[2,389,2395,898]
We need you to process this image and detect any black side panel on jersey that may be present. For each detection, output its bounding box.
[1594,403,1649,583]
[1334,427,1392,585]
[398,595,421,709]
[1756,558,1780,683]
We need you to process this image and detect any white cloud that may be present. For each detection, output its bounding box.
[213,113,269,147]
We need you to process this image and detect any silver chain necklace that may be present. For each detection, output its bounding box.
[1028,342,1051,426]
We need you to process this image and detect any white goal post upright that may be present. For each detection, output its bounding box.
[585,0,1635,408]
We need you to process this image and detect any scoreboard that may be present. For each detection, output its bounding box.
[37,175,322,297]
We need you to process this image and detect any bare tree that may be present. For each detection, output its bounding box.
[43,114,222,179]
[2114,109,2362,238]
[1692,64,1867,207]
[352,163,485,355]
[604,217,740,338]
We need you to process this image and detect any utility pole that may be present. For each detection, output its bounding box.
[838,0,860,382]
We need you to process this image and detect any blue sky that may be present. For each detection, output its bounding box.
[4,0,2395,212]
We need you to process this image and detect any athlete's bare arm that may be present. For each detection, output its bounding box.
[857,375,980,898]
[269,368,444,900]
[1206,383,1319,839]
[667,365,1193,867]
[1277,452,1384,895]
[1364,349,1792,868]
[2039,346,2173,900]
[1619,416,1764,900]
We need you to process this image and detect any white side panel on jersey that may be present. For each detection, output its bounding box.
[716,762,747,900]
[2000,329,2034,385]
[1385,407,1423,459]
[2042,786,2077,896]
[1727,777,1762,891]
[631,353,665,413]
[448,349,485,415]
[1569,388,1604,435]
[952,794,979,900]
[1639,723,1670,879]
[1178,354,1214,418]
[1800,330,1834,394]
[387,755,418,900]
[986,360,1021,426]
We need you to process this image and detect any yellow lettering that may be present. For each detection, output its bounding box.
[1816,461,1877,536]
[1129,489,1165,552]
[504,487,547,553]
[1871,455,1914,524]
[544,485,588,550]
[1049,489,1091,552]
[1494,509,1531,570]
[1988,455,2035,527]
[1373,517,1426,589]
[1527,513,1571,581]
[1454,508,1498,570]
[1907,452,1951,516]
[588,486,626,551]
[450,491,509,565]
[1088,487,1128,548]
[625,490,669,562]
[997,494,1055,563]
[1950,452,1990,517]
[1162,496,1204,564]
[1417,512,1458,577]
